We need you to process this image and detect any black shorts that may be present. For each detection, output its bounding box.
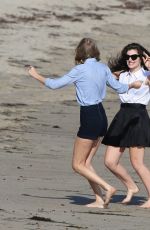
[77,102,108,140]
[102,103,150,147]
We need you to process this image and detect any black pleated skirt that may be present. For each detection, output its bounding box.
[102,103,150,147]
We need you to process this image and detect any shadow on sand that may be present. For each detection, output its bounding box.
[67,194,146,206]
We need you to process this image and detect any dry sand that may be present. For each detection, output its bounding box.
[0,0,150,229]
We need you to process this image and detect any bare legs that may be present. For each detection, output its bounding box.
[85,139,104,208]
[105,146,150,208]
[129,147,150,208]
[105,146,139,204]
[72,137,116,208]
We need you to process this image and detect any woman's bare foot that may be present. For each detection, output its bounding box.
[121,187,139,204]
[140,198,150,208]
[86,201,105,208]
[104,187,116,206]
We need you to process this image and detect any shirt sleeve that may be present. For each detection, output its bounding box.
[44,66,80,89]
[106,66,129,93]
[145,70,150,77]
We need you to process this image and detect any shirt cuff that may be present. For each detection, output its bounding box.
[44,78,51,87]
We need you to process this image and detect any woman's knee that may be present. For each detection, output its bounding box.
[130,156,143,172]
[104,147,123,170]
[104,158,116,170]
[72,161,82,173]
[130,147,145,172]
[131,159,142,172]
[72,161,78,172]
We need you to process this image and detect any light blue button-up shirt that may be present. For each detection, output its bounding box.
[45,58,129,106]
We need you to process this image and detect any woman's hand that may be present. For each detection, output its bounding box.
[28,66,38,78]
[143,52,150,70]
[129,80,143,89]
[26,65,45,84]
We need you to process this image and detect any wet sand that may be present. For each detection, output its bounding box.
[0,0,150,229]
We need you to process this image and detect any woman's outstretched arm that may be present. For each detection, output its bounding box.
[27,66,45,84]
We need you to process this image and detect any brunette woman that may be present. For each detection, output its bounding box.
[103,43,150,208]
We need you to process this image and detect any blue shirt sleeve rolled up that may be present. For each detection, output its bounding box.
[45,58,129,106]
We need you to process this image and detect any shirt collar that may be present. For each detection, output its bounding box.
[129,68,144,76]
[127,67,144,78]
[85,58,97,63]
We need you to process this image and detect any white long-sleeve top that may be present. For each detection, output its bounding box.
[119,68,150,105]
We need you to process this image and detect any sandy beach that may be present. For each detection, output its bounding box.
[0,0,150,229]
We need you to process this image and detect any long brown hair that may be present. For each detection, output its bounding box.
[108,43,150,72]
[75,38,100,64]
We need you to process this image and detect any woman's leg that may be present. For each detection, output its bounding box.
[85,138,104,208]
[104,146,139,203]
[129,147,150,208]
[72,137,116,207]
